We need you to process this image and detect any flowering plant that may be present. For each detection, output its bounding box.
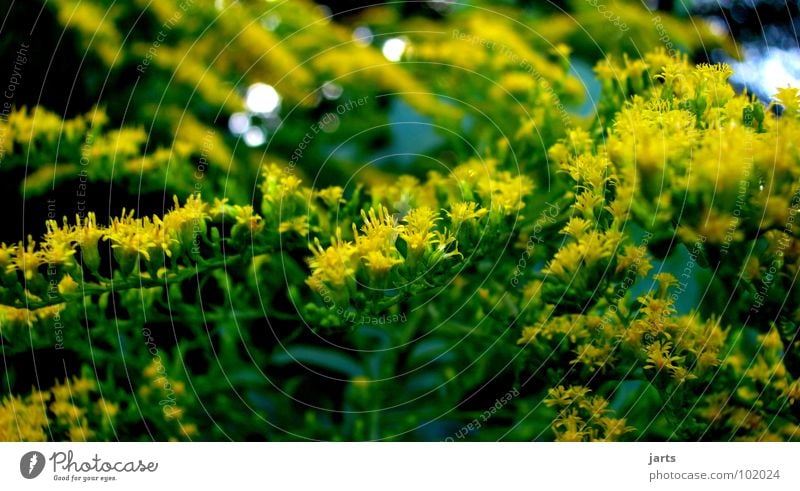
[1,0,797,442]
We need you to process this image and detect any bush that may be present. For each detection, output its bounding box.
[1,0,797,441]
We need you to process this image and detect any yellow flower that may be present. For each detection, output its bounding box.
[615,244,652,277]
[517,325,540,344]
[162,194,210,248]
[68,424,93,442]
[745,358,783,384]
[400,207,439,258]
[346,205,405,282]
[35,304,63,323]
[41,219,77,268]
[578,233,610,264]
[553,412,588,442]
[260,164,310,221]
[759,328,784,351]
[574,190,605,217]
[478,172,533,215]
[547,386,633,441]
[172,381,186,397]
[431,229,461,260]
[774,86,799,115]
[143,359,161,380]
[351,375,371,390]
[577,394,609,417]
[571,343,612,370]
[163,405,184,421]
[0,305,35,329]
[639,295,676,323]
[561,154,611,189]
[543,243,581,279]
[356,205,400,248]
[278,216,308,235]
[598,417,635,441]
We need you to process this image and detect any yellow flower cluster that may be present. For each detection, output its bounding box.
[532,1,734,64]
[306,204,462,299]
[4,35,800,441]
[0,304,63,335]
[517,313,617,372]
[0,376,117,442]
[536,131,634,303]
[697,391,800,442]
[513,52,800,441]
[260,164,313,236]
[406,13,582,132]
[51,0,122,66]
[139,360,197,440]
[719,327,799,431]
[308,232,357,300]
[591,51,800,249]
[0,106,229,198]
[519,258,728,438]
[543,229,624,281]
[518,314,595,346]
[544,385,634,441]
[1,154,525,337]
[41,195,209,278]
[0,392,48,442]
[0,194,222,341]
[303,158,528,317]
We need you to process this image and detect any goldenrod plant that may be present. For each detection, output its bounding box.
[1,1,797,442]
